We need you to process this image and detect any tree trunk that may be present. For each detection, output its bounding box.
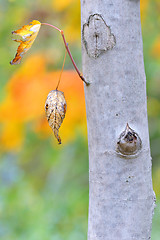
[81,0,155,239]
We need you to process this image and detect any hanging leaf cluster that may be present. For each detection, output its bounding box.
[10,20,87,144]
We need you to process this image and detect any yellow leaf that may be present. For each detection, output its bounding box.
[10,20,41,65]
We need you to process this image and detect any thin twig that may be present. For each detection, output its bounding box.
[41,23,61,32]
[41,23,89,85]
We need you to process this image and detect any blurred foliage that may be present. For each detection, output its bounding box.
[0,0,159,239]
[0,55,86,151]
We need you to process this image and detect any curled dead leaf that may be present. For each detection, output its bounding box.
[45,90,67,144]
[10,20,41,65]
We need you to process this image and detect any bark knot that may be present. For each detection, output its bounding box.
[117,123,142,158]
[82,14,116,58]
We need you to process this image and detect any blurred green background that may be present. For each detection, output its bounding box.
[0,0,160,239]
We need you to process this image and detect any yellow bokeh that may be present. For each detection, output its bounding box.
[0,121,24,152]
[52,0,80,42]
[151,36,160,58]
[153,168,160,197]
[148,98,160,117]
[52,0,74,11]
[140,0,149,23]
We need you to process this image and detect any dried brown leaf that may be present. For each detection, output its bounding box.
[45,90,67,144]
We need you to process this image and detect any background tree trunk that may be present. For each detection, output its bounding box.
[81,0,155,239]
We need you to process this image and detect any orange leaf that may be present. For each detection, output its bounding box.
[10,20,41,65]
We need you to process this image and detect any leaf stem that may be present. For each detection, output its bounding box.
[56,48,67,90]
[41,23,89,85]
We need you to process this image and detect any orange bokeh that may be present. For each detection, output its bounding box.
[0,54,87,151]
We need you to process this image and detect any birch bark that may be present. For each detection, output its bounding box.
[81,0,155,239]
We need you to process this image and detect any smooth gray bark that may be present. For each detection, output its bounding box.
[81,0,155,239]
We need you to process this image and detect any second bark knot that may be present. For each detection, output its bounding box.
[82,14,116,58]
